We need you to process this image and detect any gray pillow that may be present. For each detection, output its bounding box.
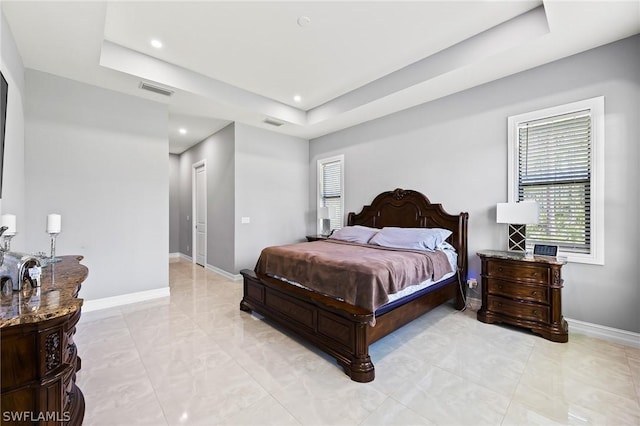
[328,225,379,244]
[369,227,452,251]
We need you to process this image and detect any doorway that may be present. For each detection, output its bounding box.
[192,160,206,266]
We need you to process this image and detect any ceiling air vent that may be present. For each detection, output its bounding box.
[263,117,284,127]
[139,81,174,97]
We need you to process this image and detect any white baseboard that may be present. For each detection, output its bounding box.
[82,287,170,312]
[566,317,640,348]
[170,252,192,261]
[205,263,242,281]
[465,296,638,349]
[168,253,240,281]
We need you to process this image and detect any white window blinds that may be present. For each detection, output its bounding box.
[517,110,591,253]
[320,159,343,231]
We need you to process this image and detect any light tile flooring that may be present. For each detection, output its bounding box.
[75,258,640,425]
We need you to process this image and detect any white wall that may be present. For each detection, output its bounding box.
[0,12,26,250]
[24,70,169,301]
[310,35,640,333]
[234,123,309,272]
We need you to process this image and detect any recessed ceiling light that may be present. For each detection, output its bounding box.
[178,128,187,135]
[150,39,163,49]
[293,95,302,103]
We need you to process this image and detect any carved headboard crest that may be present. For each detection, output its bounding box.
[391,188,411,200]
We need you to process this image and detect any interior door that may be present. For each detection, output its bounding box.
[195,164,206,266]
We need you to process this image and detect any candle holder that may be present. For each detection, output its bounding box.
[3,234,15,251]
[49,232,62,264]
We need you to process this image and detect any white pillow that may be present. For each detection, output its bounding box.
[369,227,452,251]
[328,225,379,244]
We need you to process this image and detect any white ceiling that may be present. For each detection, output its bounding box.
[2,1,639,154]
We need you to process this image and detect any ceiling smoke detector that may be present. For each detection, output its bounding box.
[139,81,174,97]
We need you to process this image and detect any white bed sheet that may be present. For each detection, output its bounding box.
[385,247,458,304]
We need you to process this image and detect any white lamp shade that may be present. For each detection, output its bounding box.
[318,206,330,219]
[496,201,539,225]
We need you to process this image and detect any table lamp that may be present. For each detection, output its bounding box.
[319,206,331,236]
[496,201,539,252]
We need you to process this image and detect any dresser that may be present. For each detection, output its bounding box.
[1,256,88,425]
[476,250,568,342]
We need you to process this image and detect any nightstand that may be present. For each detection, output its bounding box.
[476,250,568,342]
[306,234,329,242]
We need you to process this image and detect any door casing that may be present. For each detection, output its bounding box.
[192,160,207,266]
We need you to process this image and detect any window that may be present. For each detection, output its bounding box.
[508,97,604,264]
[317,155,344,233]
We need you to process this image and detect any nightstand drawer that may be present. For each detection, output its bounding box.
[477,250,567,342]
[486,261,548,284]
[486,279,548,303]
[487,296,549,323]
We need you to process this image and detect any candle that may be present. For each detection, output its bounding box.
[1,214,16,236]
[47,214,62,234]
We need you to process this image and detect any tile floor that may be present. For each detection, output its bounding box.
[75,258,640,425]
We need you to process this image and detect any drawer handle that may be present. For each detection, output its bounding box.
[531,291,537,296]
[498,267,504,272]
[498,285,503,290]
[531,272,538,277]
[532,310,538,316]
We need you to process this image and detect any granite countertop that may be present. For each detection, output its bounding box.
[0,255,88,328]
[477,249,568,265]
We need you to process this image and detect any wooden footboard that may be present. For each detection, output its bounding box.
[240,269,376,382]
[240,269,463,382]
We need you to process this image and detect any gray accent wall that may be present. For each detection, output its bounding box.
[176,123,236,272]
[24,70,169,301]
[169,154,180,253]
[171,122,309,274]
[234,123,309,272]
[310,35,640,333]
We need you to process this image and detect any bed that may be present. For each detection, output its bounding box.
[240,188,468,382]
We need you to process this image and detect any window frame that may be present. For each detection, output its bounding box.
[317,154,344,235]
[507,96,605,265]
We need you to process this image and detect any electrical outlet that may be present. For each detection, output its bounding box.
[467,278,478,289]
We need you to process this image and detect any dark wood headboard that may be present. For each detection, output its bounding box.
[347,188,469,281]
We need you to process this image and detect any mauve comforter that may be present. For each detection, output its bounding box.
[254,239,452,312]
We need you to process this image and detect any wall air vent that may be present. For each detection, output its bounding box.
[139,81,174,97]
[263,117,284,127]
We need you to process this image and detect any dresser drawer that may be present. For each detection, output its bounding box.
[487,296,549,323]
[486,279,548,303]
[486,261,548,284]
